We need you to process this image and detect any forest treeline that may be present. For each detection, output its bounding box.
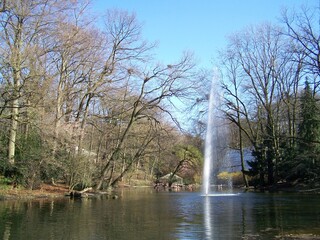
[220,6,320,188]
[0,1,319,191]
[0,0,205,190]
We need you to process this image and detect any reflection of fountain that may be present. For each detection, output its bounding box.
[202,68,234,195]
[204,196,212,239]
[203,194,238,239]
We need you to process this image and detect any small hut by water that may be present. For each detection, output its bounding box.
[156,173,184,188]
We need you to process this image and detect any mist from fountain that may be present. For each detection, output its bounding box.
[202,68,237,196]
[202,74,216,195]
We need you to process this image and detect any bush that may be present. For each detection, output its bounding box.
[217,171,245,186]
[65,153,96,190]
[14,131,49,189]
[0,175,12,190]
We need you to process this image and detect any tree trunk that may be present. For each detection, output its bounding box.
[8,100,18,165]
[236,95,249,188]
[239,144,249,188]
[94,84,144,190]
[76,94,92,154]
[53,58,66,154]
[8,18,23,165]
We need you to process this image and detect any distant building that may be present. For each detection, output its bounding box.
[159,173,184,185]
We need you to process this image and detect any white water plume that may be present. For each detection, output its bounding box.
[202,68,230,195]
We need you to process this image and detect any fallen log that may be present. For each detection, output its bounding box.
[67,187,93,198]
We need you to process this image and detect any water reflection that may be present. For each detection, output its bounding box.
[206,194,238,239]
[3,221,11,240]
[0,190,320,239]
[204,196,212,239]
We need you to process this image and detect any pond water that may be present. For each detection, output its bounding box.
[0,189,320,240]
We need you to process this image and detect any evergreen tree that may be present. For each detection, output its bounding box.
[298,81,320,151]
[295,81,320,181]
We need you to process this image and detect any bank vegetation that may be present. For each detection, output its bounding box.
[219,5,320,189]
[0,1,319,193]
[0,0,204,192]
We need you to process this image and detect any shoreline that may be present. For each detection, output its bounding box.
[0,183,69,201]
[1,182,320,201]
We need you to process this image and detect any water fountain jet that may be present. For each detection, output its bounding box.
[202,68,238,197]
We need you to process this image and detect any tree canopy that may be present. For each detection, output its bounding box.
[219,6,320,188]
[0,0,206,190]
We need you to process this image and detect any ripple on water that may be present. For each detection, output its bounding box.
[200,193,241,197]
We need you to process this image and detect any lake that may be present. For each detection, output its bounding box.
[0,188,320,239]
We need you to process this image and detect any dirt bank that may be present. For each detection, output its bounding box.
[0,183,69,200]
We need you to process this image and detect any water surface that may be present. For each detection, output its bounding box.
[0,189,319,239]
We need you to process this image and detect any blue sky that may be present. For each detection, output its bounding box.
[91,0,319,70]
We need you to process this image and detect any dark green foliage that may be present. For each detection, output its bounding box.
[247,144,267,187]
[247,82,320,186]
[0,132,24,186]
[297,81,320,152]
[43,149,69,183]
[0,133,8,174]
[277,146,297,180]
[2,165,23,186]
[293,81,320,181]
[275,81,320,183]
[14,131,49,189]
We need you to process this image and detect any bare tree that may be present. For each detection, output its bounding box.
[220,50,249,187]
[0,0,6,13]
[0,1,206,189]
[281,6,320,92]
[48,17,102,153]
[222,23,297,185]
[94,53,201,190]
[0,0,75,164]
